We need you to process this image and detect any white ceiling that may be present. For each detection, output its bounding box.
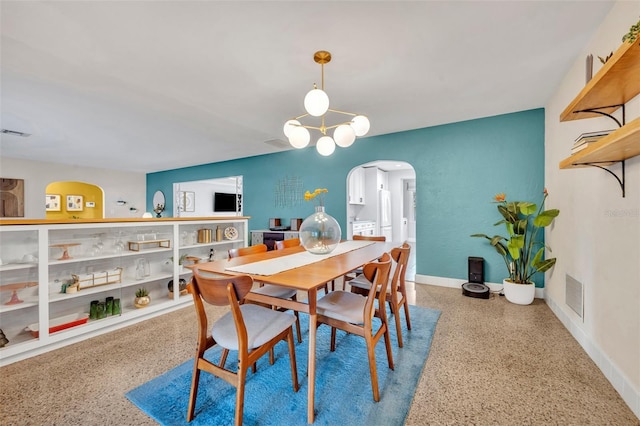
[0,1,614,174]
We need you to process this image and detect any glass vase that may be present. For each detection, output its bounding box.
[299,206,341,254]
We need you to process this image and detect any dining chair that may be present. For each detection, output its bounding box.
[340,235,387,291]
[274,238,300,250]
[186,268,299,425]
[316,252,393,402]
[349,243,412,347]
[229,244,302,344]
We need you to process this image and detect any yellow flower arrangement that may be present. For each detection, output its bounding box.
[304,188,328,207]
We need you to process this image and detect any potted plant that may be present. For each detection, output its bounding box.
[471,190,559,305]
[134,287,151,308]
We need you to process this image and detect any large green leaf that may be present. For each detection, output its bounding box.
[513,219,528,235]
[498,204,519,223]
[533,209,560,227]
[518,202,537,215]
[507,235,524,259]
[533,257,556,273]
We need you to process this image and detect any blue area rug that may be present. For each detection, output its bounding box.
[126,305,440,425]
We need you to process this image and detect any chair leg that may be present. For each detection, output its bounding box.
[365,335,380,402]
[383,324,395,371]
[330,327,337,352]
[394,304,404,348]
[286,328,300,392]
[186,361,201,422]
[234,363,248,426]
[402,298,412,330]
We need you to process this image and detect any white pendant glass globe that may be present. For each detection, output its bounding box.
[333,124,356,148]
[304,89,329,117]
[288,126,310,149]
[316,136,336,156]
[283,119,301,138]
[350,115,370,136]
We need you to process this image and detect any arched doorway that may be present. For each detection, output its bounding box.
[345,161,416,243]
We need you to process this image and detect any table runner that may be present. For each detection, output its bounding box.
[224,240,374,276]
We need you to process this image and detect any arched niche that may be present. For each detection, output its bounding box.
[45,181,105,219]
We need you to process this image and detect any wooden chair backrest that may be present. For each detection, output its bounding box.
[353,235,386,242]
[361,252,392,317]
[228,243,268,258]
[389,243,411,292]
[190,268,254,306]
[275,238,301,250]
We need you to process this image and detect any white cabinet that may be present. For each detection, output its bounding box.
[0,217,248,366]
[349,167,366,205]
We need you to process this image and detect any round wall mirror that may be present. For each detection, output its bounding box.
[152,190,165,217]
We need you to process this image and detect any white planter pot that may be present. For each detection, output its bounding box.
[503,279,535,305]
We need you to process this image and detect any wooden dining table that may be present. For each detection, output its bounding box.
[193,240,393,424]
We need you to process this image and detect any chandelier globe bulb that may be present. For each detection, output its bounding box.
[334,124,356,148]
[350,115,370,137]
[289,126,311,149]
[316,136,336,156]
[283,119,301,138]
[304,89,329,117]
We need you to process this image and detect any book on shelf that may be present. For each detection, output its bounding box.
[573,129,613,144]
[571,143,593,154]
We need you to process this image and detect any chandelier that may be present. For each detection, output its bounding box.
[283,50,370,156]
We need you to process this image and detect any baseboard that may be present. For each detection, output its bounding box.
[545,295,640,420]
[415,274,544,298]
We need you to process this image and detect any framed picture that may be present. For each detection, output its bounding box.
[66,195,84,211]
[178,191,195,212]
[45,194,61,211]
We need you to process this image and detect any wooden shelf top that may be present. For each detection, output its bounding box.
[559,117,640,169]
[560,38,640,122]
[0,216,250,226]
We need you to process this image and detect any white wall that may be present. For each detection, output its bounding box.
[545,2,640,417]
[0,157,146,218]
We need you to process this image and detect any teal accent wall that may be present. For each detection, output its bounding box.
[147,108,545,285]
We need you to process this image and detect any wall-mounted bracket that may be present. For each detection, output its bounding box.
[578,160,625,197]
[573,104,625,128]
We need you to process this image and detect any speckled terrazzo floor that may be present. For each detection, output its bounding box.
[0,283,638,425]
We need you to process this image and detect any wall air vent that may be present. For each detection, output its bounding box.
[566,274,584,320]
[1,129,31,137]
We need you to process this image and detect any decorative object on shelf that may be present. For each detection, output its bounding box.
[216,226,222,242]
[622,16,639,43]
[26,313,90,338]
[471,190,560,305]
[1,281,37,305]
[96,302,106,319]
[72,267,123,290]
[50,242,81,260]
[585,54,593,84]
[283,50,370,156]
[168,278,188,298]
[89,300,99,320]
[299,188,341,254]
[112,298,121,315]
[152,190,165,217]
[45,194,61,211]
[598,51,613,64]
[105,296,114,315]
[134,288,151,308]
[197,228,212,243]
[224,226,238,240]
[0,328,8,347]
[127,239,171,251]
[66,195,84,211]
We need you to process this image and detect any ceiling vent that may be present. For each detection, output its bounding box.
[1,129,31,137]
